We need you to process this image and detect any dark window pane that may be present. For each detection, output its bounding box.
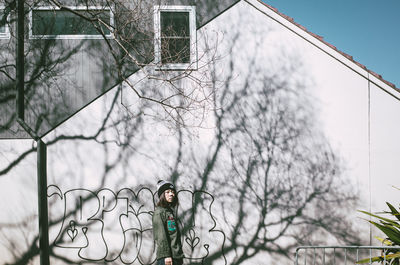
[32,10,111,36]
[160,11,189,37]
[160,11,191,64]
[161,38,190,64]
[0,11,6,33]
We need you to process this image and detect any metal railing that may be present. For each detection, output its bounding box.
[295,246,400,265]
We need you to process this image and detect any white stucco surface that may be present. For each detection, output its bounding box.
[370,82,400,213]
[1,0,400,264]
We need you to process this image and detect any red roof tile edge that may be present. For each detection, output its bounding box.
[257,0,399,91]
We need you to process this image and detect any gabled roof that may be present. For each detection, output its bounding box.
[249,0,399,93]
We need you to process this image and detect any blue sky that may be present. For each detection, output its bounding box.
[262,0,400,89]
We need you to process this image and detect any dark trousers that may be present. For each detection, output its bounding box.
[157,258,183,265]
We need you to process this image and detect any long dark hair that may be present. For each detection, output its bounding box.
[157,191,179,208]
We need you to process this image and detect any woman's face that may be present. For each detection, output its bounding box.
[164,189,175,203]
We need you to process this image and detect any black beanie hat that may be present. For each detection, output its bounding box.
[157,180,175,197]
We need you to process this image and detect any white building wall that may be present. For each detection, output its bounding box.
[370,82,400,213]
[206,0,372,232]
[1,0,400,264]
[0,139,38,263]
[224,0,400,240]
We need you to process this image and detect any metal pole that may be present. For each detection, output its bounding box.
[16,0,25,120]
[313,248,316,265]
[37,140,50,265]
[333,248,336,265]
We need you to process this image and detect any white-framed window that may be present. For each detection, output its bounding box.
[29,6,114,39]
[154,5,197,70]
[0,7,10,39]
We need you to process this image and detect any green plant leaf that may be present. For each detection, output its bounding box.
[375,236,394,246]
[369,221,400,245]
[381,221,400,230]
[387,202,400,222]
[356,256,382,264]
[356,252,400,264]
[358,189,400,264]
[359,210,400,229]
[386,252,400,260]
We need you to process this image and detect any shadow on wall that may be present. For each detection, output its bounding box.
[0,0,154,138]
[179,9,364,264]
[0,0,239,139]
[0,4,365,265]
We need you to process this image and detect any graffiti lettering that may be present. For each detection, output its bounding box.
[47,186,226,264]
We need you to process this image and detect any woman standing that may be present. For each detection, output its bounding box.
[152,180,184,265]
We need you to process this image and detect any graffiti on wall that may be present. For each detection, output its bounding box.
[47,185,226,264]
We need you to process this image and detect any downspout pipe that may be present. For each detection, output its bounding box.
[37,140,50,265]
[16,123,50,265]
[15,0,50,264]
[16,0,24,120]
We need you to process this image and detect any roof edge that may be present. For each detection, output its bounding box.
[249,0,399,93]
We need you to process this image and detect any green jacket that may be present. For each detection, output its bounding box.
[152,206,184,260]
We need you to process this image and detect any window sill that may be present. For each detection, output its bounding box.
[28,34,114,40]
[155,62,197,71]
[0,34,10,39]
